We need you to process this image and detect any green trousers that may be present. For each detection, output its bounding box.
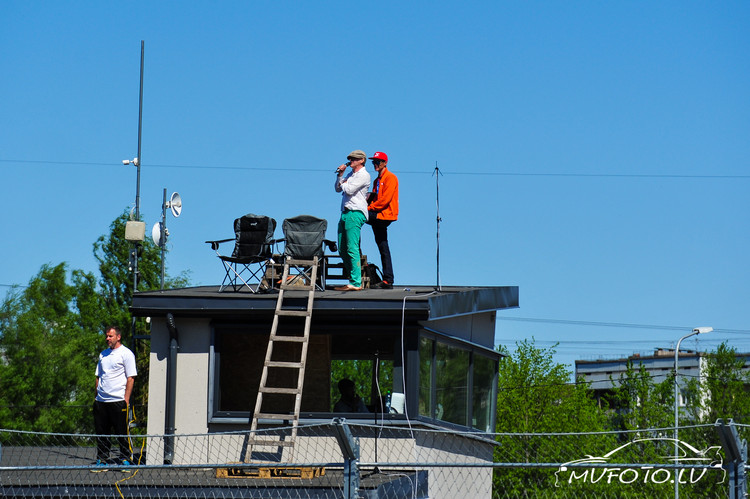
[337,210,367,287]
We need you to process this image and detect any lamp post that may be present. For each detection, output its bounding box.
[674,326,712,498]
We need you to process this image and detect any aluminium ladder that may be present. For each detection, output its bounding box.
[241,256,318,463]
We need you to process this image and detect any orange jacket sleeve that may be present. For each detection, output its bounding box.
[367,169,399,220]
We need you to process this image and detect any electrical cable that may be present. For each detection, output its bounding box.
[114,404,145,497]
[400,291,439,438]
[3,158,750,179]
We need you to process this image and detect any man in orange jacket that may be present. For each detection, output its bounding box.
[367,152,399,289]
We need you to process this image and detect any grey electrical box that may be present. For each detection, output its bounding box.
[125,221,146,242]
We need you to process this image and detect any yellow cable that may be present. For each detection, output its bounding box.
[115,404,146,498]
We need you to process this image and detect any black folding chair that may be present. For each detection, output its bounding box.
[278,215,337,291]
[206,214,277,292]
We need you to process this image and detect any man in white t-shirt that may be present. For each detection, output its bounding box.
[92,326,137,468]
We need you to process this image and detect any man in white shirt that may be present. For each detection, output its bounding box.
[92,326,137,469]
[334,149,371,291]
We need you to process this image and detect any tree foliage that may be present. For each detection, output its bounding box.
[494,339,612,494]
[329,359,393,411]
[0,264,101,432]
[93,211,189,343]
[496,339,609,434]
[0,209,189,432]
[608,361,674,432]
[697,341,750,424]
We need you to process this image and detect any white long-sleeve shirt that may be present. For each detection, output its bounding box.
[335,167,371,217]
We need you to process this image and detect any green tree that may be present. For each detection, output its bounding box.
[608,361,674,432]
[496,339,609,434]
[0,210,189,432]
[697,341,750,424]
[93,210,189,343]
[0,264,101,433]
[683,342,750,498]
[330,359,393,411]
[493,339,612,495]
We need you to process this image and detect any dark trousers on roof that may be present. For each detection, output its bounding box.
[370,218,394,284]
[93,400,130,463]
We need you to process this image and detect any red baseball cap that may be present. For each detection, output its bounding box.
[369,151,388,162]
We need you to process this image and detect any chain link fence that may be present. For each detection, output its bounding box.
[0,420,743,498]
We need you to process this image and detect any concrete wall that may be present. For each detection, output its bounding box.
[145,315,496,496]
[576,354,703,390]
[146,317,212,463]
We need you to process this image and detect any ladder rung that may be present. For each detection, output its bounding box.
[276,310,310,317]
[265,360,304,368]
[254,412,299,420]
[245,438,295,448]
[286,258,317,266]
[260,387,301,395]
[269,334,306,342]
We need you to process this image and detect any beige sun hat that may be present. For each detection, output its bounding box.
[347,150,367,160]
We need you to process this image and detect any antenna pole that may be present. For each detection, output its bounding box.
[136,40,144,221]
[132,40,145,339]
[160,188,166,290]
[433,162,443,291]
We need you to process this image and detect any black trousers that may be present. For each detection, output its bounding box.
[370,218,394,283]
[93,400,130,462]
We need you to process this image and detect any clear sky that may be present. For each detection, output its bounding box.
[2,2,748,370]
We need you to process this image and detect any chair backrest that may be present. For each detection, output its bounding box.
[282,215,327,259]
[232,214,276,258]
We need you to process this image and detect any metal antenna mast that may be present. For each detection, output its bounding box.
[433,162,443,291]
[132,41,145,338]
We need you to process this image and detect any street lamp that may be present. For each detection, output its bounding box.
[674,326,712,498]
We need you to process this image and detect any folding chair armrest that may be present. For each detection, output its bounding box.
[205,238,234,251]
[324,239,338,252]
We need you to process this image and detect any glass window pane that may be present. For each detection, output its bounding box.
[472,354,496,431]
[435,342,469,426]
[330,359,393,412]
[419,337,433,418]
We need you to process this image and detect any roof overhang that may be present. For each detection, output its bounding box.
[131,285,519,321]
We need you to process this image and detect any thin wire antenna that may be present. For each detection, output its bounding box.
[433,162,443,291]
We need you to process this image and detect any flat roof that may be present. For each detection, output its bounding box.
[575,351,703,366]
[131,285,519,321]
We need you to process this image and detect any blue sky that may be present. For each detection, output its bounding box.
[2,2,748,369]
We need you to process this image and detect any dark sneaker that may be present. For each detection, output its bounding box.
[90,460,109,473]
[374,281,393,289]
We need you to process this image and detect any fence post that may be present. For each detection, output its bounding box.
[333,418,360,499]
[715,419,747,499]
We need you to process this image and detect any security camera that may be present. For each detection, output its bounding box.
[692,327,713,334]
[123,160,131,165]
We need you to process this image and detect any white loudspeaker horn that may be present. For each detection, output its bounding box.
[152,222,164,247]
[168,192,182,218]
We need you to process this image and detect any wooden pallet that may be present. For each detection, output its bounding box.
[216,465,326,479]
